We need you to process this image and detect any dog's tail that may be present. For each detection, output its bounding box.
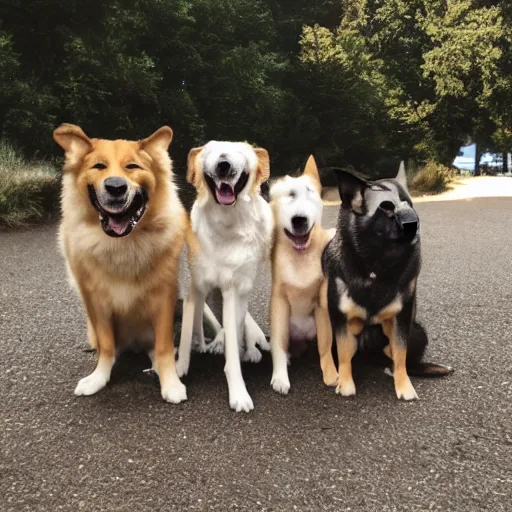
[406,322,453,377]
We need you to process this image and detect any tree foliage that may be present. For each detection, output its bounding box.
[0,0,511,177]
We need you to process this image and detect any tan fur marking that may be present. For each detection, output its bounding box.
[348,318,365,336]
[371,296,403,324]
[340,293,368,321]
[382,318,418,400]
[335,330,358,396]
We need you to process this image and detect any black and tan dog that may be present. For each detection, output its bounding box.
[323,163,452,400]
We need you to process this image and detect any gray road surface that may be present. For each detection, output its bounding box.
[1,198,511,511]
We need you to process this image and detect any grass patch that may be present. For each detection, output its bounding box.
[0,141,60,228]
[409,161,452,196]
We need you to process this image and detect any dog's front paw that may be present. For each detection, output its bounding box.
[175,358,189,378]
[242,346,262,363]
[74,371,109,396]
[245,316,270,351]
[322,368,339,387]
[161,379,187,404]
[229,387,254,413]
[395,377,418,401]
[336,379,356,397]
[271,372,290,395]
[206,330,225,354]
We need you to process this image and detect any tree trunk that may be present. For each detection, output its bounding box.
[503,152,508,174]
[474,144,481,176]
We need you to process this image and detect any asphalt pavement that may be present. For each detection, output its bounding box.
[1,198,511,511]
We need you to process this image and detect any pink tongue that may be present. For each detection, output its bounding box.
[108,217,130,235]
[215,185,235,205]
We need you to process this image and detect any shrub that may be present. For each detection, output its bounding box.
[0,140,60,228]
[409,161,452,195]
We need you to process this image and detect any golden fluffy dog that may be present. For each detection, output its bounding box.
[53,124,188,403]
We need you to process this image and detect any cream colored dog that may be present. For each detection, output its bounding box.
[269,156,337,394]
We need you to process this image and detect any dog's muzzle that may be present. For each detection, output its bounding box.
[204,162,249,206]
[88,184,148,238]
[395,202,419,242]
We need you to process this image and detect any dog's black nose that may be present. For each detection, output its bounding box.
[379,200,395,213]
[216,160,232,178]
[291,216,309,233]
[104,177,128,197]
[397,208,419,241]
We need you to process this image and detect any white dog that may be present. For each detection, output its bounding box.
[176,141,273,412]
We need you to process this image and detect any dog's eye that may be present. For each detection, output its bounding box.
[126,163,141,170]
[92,163,107,170]
[289,191,296,199]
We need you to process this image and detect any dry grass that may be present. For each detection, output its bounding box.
[409,161,452,196]
[0,141,59,228]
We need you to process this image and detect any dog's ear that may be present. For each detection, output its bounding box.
[187,146,203,186]
[139,126,173,155]
[254,148,270,183]
[303,155,322,192]
[396,161,408,192]
[53,124,92,166]
[333,168,369,214]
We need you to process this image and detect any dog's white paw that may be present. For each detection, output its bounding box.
[161,379,187,404]
[255,336,270,351]
[175,358,189,378]
[229,387,254,413]
[395,379,418,401]
[242,346,262,363]
[336,379,356,397]
[271,372,290,395]
[74,371,109,396]
[246,320,270,352]
[191,335,207,353]
[206,330,225,354]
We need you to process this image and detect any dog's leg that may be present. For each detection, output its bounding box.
[86,318,98,350]
[242,313,266,363]
[247,313,270,351]
[154,290,187,403]
[382,317,418,401]
[191,292,206,352]
[270,294,291,394]
[315,306,338,386]
[223,288,253,412]
[335,319,362,396]
[317,279,337,386]
[176,291,196,378]
[75,302,115,397]
[203,303,222,339]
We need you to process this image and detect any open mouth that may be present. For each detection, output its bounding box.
[284,228,311,252]
[204,172,249,206]
[88,185,148,238]
[215,182,236,205]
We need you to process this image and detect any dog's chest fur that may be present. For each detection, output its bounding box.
[274,242,325,342]
[191,196,273,294]
[334,276,404,324]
